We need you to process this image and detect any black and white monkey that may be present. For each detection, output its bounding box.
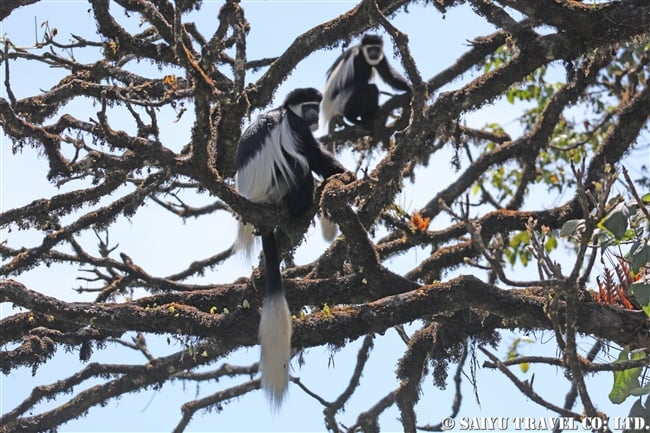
[321,34,411,130]
[234,88,347,407]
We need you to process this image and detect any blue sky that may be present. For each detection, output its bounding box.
[1,1,647,431]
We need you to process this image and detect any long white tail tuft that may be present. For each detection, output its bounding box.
[259,293,292,408]
[320,215,338,242]
[233,222,257,260]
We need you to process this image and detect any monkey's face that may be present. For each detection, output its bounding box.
[289,102,320,131]
[362,44,384,66]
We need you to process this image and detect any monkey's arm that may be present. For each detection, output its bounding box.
[376,58,411,93]
[304,135,346,178]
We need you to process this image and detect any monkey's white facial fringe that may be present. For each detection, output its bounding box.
[362,44,384,66]
[259,293,292,408]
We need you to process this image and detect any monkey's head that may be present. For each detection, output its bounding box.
[361,34,384,66]
[285,87,323,132]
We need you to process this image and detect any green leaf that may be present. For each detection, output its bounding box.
[506,336,534,373]
[599,202,630,240]
[506,337,535,361]
[627,395,650,427]
[609,347,648,404]
[560,219,584,238]
[545,234,558,253]
[519,253,529,267]
[629,397,650,419]
[631,240,650,274]
[631,283,650,319]
[509,231,531,248]
[631,283,650,306]
[641,193,650,204]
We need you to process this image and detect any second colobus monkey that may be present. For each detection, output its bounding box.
[234,88,347,407]
[321,34,411,130]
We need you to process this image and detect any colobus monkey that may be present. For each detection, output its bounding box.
[234,88,347,407]
[321,34,411,130]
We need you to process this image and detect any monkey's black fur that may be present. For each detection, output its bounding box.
[322,34,411,130]
[234,88,346,407]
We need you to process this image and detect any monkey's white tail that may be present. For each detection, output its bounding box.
[321,215,338,242]
[233,222,257,259]
[259,293,292,408]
